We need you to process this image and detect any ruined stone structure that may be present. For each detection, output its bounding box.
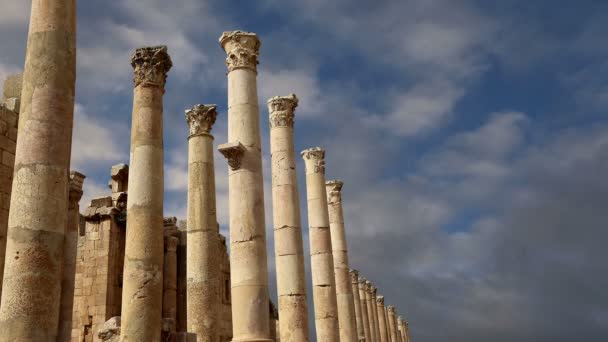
[302,147,340,342]
[269,94,309,342]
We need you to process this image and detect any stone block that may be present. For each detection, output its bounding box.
[2,74,22,100]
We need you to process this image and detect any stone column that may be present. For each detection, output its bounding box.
[58,171,85,341]
[398,317,408,342]
[268,94,309,342]
[217,30,271,342]
[185,104,220,341]
[364,282,377,342]
[358,277,372,342]
[387,306,398,342]
[326,180,357,342]
[370,285,381,342]
[376,296,389,342]
[350,270,365,341]
[163,236,179,321]
[302,147,339,342]
[120,46,172,342]
[0,0,77,339]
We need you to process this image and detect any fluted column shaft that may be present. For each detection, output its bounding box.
[358,278,372,342]
[218,30,271,342]
[186,104,220,342]
[350,270,365,341]
[387,307,398,342]
[326,181,357,342]
[0,0,77,339]
[376,297,389,342]
[269,95,309,342]
[121,46,172,342]
[302,148,339,342]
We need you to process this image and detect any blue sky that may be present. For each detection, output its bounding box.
[1,0,608,341]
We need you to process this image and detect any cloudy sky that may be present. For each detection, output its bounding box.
[2,0,608,341]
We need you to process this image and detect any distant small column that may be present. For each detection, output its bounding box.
[326,180,357,342]
[269,94,309,342]
[358,278,372,342]
[387,307,398,342]
[398,317,409,342]
[370,286,380,341]
[58,171,86,342]
[364,282,377,342]
[302,147,339,342]
[349,270,365,341]
[121,46,172,341]
[163,236,179,321]
[376,296,389,342]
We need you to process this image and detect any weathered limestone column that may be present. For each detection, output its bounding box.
[58,171,85,341]
[185,104,220,341]
[217,30,272,342]
[350,270,365,341]
[364,282,377,342]
[370,285,381,342]
[163,236,179,321]
[398,317,409,342]
[0,0,77,339]
[326,180,357,342]
[120,46,172,342]
[302,148,339,342]
[268,94,309,342]
[358,277,372,342]
[376,296,389,342]
[387,306,398,342]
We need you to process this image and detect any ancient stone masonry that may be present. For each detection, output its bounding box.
[185,104,221,342]
[269,94,310,342]
[358,277,373,342]
[0,0,77,338]
[326,180,357,342]
[302,147,340,342]
[376,296,389,342]
[350,270,366,341]
[218,30,272,342]
[0,74,20,301]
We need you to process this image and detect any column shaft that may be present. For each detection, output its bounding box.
[358,278,372,342]
[0,0,76,339]
[163,236,179,321]
[269,95,309,342]
[218,31,271,342]
[350,270,365,341]
[364,283,377,342]
[387,307,398,342]
[370,286,380,342]
[186,105,220,341]
[326,181,357,342]
[376,297,389,342]
[302,148,339,342]
[120,46,172,342]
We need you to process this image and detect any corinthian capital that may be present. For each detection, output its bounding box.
[130,46,173,88]
[186,104,218,136]
[69,171,86,209]
[376,295,385,305]
[301,147,325,174]
[371,285,378,296]
[387,306,396,314]
[268,94,298,128]
[349,269,359,283]
[325,180,343,204]
[365,280,372,292]
[165,236,179,253]
[219,30,261,73]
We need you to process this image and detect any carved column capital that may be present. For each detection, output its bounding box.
[301,147,325,174]
[130,46,173,88]
[69,171,86,209]
[267,94,298,128]
[218,142,246,171]
[376,296,385,305]
[185,104,217,137]
[365,280,373,293]
[165,236,179,253]
[219,30,261,73]
[387,306,396,314]
[325,180,343,203]
[349,269,359,283]
[371,285,378,296]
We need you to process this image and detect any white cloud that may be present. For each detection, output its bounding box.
[258,68,324,118]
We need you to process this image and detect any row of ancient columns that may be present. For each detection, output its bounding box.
[0,0,411,339]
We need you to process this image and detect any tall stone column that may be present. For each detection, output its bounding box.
[163,236,179,321]
[398,317,408,342]
[58,171,85,341]
[349,270,365,341]
[120,46,172,342]
[268,94,309,342]
[376,296,389,342]
[0,0,77,339]
[364,282,377,342]
[302,148,339,342]
[326,180,357,342]
[387,306,398,342]
[358,277,372,342]
[217,30,271,342]
[185,104,220,341]
[370,285,381,342]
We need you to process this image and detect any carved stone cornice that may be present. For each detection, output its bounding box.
[376,296,385,305]
[326,180,343,204]
[267,94,298,128]
[349,269,359,284]
[185,104,217,137]
[69,171,86,209]
[219,30,261,73]
[387,306,396,313]
[218,142,246,171]
[130,46,173,89]
[301,147,325,174]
